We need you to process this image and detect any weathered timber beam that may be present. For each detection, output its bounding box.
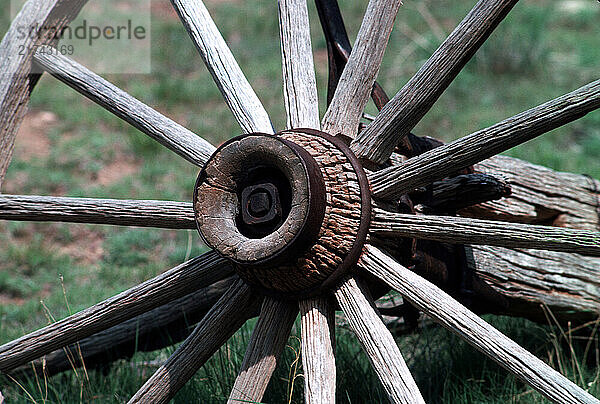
[279,0,320,130]
[335,277,425,403]
[300,297,336,404]
[228,297,297,404]
[361,245,599,404]
[321,0,401,137]
[170,0,273,134]
[129,279,261,403]
[0,194,196,229]
[467,246,600,322]
[0,251,232,372]
[462,155,600,230]
[413,173,511,213]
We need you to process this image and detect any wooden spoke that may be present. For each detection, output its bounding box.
[322,0,401,137]
[300,297,336,404]
[370,79,600,199]
[0,0,89,189]
[14,277,236,377]
[361,245,600,404]
[228,297,297,403]
[351,0,519,163]
[32,47,214,167]
[371,208,600,255]
[278,0,320,130]
[334,277,425,404]
[0,251,232,372]
[129,279,260,403]
[170,0,273,134]
[0,194,195,229]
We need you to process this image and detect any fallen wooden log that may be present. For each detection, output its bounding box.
[459,155,600,322]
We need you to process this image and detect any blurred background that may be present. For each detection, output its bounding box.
[0,0,599,402]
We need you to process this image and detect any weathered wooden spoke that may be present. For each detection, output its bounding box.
[170,0,273,134]
[360,245,600,404]
[321,0,401,136]
[278,0,320,130]
[129,279,260,403]
[300,297,336,404]
[351,0,519,163]
[33,46,215,167]
[0,194,195,229]
[13,277,236,378]
[370,78,600,199]
[0,251,232,372]
[334,277,425,403]
[372,208,600,255]
[228,297,297,403]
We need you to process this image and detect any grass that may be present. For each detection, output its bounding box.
[1,0,599,402]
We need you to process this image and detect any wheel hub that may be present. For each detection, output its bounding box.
[194,129,371,297]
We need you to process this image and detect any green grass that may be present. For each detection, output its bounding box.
[1,0,600,402]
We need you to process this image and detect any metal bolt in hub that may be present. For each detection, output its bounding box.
[241,183,281,225]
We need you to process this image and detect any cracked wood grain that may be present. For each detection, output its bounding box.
[129,279,260,404]
[228,297,297,403]
[300,296,336,404]
[0,0,89,189]
[335,277,425,404]
[369,78,600,199]
[322,0,401,137]
[371,208,600,255]
[278,0,320,130]
[0,194,196,229]
[13,277,236,377]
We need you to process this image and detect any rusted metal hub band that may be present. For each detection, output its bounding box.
[194,129,371,298]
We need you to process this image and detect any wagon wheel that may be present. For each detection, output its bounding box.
[1,0,600,402]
